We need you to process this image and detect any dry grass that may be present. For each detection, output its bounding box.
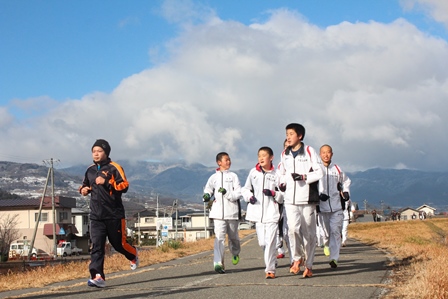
[349,218,448,299]
[0,230,254,292]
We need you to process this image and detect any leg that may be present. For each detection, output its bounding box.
[329,210,344,263]
[106,218,137,261]
[213,219,226,266]
[265,222,278,274]
[301,204,317,270]
[89,219,107,279]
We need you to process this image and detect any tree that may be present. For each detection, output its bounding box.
[0,214,20,261]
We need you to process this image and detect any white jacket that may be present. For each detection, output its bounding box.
[204,169,242,220]
[278,144,323,205]
[242,164,284,223]
[318,163,351,213]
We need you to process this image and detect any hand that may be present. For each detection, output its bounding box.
[249,196,257,205]
[79,186,91,196]
[291,173,305,181]
[262,189,275,197]
[279,183,286,192]
[218,187,227,195]
[95,176,106,185]
[319,194,330,201]
[342,192,350,201]
[337,182,343,191]
[203,193,211,202]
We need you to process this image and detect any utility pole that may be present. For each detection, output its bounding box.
[138,212,141,246]
[42,158,59,258]
[364,199,368,213]
[174,199,178,240]
[203,200,207,239]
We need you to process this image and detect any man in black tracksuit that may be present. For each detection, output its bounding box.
[79,139,138,288]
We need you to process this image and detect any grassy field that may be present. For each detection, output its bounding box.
[0,219,447,298]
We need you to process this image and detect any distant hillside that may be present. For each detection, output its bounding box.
[1,160,447,212]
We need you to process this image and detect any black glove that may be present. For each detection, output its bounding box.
[262,189,275,197]
[342,192,350,201]
[218,187,227,195]
[203,193,211,202]
[249,196,257,205]
[337,182,343,191]
[319,194,330,201]
[278,183,286,192]
[291,173,305,181]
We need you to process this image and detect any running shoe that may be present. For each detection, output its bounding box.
[265,272,275,279]
[342,242,346,247]
[329,260,338,268]
[130,249,139,270]
[232,255,240,265]
[276,253,285,259]
[289,258,303,275]
[87,274,106,288]
[303,267,313,278]
[324,246,330,256]
[214,262,225,274]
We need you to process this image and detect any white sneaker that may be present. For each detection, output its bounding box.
[130,249,139,270]
[88,274,106,288]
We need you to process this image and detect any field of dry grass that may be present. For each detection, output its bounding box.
[0,229,254,292]
[349,218,448,299]
[1,219,447,298]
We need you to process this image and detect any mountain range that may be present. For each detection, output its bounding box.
[0,160,447,213]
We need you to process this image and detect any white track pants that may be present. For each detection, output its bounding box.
[285,204,317,269]
[256,222,278,273]
[320,210,344,262]
[342,209,349,243]
[213,219,240,265]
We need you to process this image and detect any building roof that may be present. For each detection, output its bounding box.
[416,204,436,211]
[0,196,76,209]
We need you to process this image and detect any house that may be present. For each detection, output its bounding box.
[400,207,420,221]
[416,204,436,217]
[133,210,214,243]
[0,196,84,255]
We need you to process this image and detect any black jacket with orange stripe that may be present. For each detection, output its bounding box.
[80,158,129,220]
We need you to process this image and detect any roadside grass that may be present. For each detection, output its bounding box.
[0,230,254,292]
[349,218,448,299]
[1,219,448,298]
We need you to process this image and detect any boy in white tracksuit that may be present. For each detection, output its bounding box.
[203,152,242,274]
[318,144,351,268]
[242,146,284,279]
[279,123,323,278]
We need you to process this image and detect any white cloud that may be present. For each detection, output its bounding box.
[401,0,448,27]
[1,8,448,172]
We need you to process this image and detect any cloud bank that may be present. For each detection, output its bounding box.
[1,7,448,172]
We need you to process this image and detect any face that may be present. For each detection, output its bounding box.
[286,129,302,147]
[320,145,333,165]
[258,150,273,169]
[92,146,107,163]
[217,155,231,170]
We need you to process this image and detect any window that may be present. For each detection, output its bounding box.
[35,213,48,222]
[59,211,68,221]
[145,218,155,224]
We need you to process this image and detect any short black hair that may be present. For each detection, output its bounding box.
[285,123,305,140]
[216,152,229,162]
[258,146,274,156]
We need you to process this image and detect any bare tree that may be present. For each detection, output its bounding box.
[0,214,20,261]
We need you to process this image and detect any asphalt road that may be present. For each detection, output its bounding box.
[0,233,390,299]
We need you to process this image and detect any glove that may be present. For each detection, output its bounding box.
[249,196,257,205]
[263,189,275,197]
[319,194,330,201]
[278,183,286,192]
[337,182,343,191]
[218,187,227,195]
[342,192,350,201]
[291,173,305,181]
[203,193,211,202]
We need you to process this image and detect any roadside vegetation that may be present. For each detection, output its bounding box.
[0,219,447,298]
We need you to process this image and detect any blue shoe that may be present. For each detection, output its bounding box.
[88,274,105,288]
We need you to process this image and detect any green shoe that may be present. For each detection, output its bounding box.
[329,259,338,268]
[214,263,225,274]
[232,255,240,265]
[324,246,330,256]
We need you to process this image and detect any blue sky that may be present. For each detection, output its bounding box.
[1,0,448,171]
